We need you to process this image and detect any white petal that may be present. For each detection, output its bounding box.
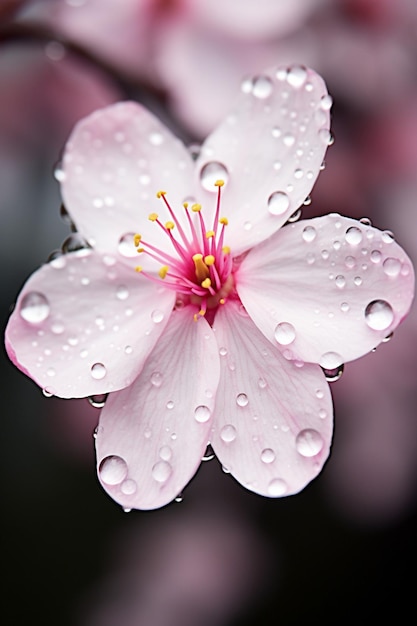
[211,300,333,497]
[5,251,175,398]
[61,102,195,261]
[96,308,220,510]
[237,214,415,367]
[195,65,331,254]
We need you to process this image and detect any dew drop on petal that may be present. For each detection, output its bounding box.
[201,444,216,462]
[236,393,249,407]
[320,94,333,110]
[345,226,363,245]
[88,393,108,408]
[151,310,164,323]
[383,257,401,277]
[323,364,344,382]
[320,351,343,369]
[252,75,273,99]
[286,64,307,88]
[151,460,172,483]
[200,161,229,191]
[116,285,129,300]
[261,448,276,464]
[159,445,172,461]
[118,233,138,257]
[267,478,287,496]
[365,300,394,330]
[99,455,128,485]
[274,322,296,345]
[121,479,137,495]
[20,292,50,323]
[302,226,317,242]
[150,371,163,387]
[268,191,290,216]
[220,424,237,442]
[91,362,107,379]
[194,405,211,423]
[62,233,91,256]
[295,429,324,457]
[335,275,346,288]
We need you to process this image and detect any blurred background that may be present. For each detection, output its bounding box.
[1,1,417,624]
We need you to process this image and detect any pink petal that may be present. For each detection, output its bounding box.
[195,65,331,254]
[5,250,175,398]
[211,300,333,497]
[95,307,220,510]
[237,214,415,368]
[60,102,195,261]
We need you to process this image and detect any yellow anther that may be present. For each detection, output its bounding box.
[222,245,231,254]
[201,278,212,289]
[134,233,141,246]
[219,217,228,225]
[191,203,201,212]
[137,247,145,253]
[159,265,169,279]
[148,212,158,222]
[165,221,175,230]
[192,253,210,282]
[156,190,166,198]
[206,230,215,238]
[204,255,215,266]
[219,298,225,305]
[135,266,143,273]
[183,202,189,209]
[193,253,203,261]
[215,179,225,187]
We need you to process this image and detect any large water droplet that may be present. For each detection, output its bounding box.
[20,292,50,323]
[274,322,296,345]
[99,455,128,485]
[252,75,273,99]
[194,405,211,423]
[152,460,172,483]
[345,226,363,245]
[236,393,249,407]
[88,393,108,408]
[200,161,229,191]
[286,65,307,88]
[118,233,138,257]
[62,233,92,256]
[323,363,344,382]
[220,424,237,443]
[267,478,287,496]
[302,226,317,242]
[320,351,343,369]
[268,191,290,216]
[91,362,107,379]
[151,310,164,323]
[383,257,401,278]
[121,479,137,495]
[159,445,172,461]
[261,448,276,464]
[295,429,324,457]
[365,300,394,330]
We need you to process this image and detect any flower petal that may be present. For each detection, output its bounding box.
[211,300,333,497]
[5,250,175,398]
[95,307,220,510]
[237,214,415,367]
[60,102,195,262]
[195,65,331,254]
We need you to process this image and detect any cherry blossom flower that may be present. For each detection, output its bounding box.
[5,65,414,510]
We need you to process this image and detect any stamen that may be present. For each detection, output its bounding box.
[134,233,141,246]
[165,221,175,230]
[201,278,211,289]
[148,213,158,222]
[159,265,169,279]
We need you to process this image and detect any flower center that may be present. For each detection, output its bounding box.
[134,180,234,320]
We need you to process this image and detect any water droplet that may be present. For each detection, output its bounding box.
[261,448,276,464]
[151,310,164,323]
[19,292,50,325]
[283,133,295,147]
[116,285,129,300]
[121,479,137,495]
[88,393,108,408]
[220,423,238,443]
[286,64,307,88]
[62,233,91,256]
[236,393,249,407]
[200,161,229,191]
[345,226,363,245]
[241,76,253,93]
[295,429,324,457]
[54,164,66,182]
[149,131,164,146]
[383,257,401,277]
[267,478,287,496]
[370,250,382,264]
[194,405,211,423]
[381,230,394,243]
[91,362,107,380]
[272,126,281,138]
[258,377,267,389]
[320,94,333,110]
[340,302,350,313]
[268,191,290,215]
[118,233,138,257]
[354,276,363,286]
[274,322,296,345]
[219,347,228,356]
[166,400,174,410]
[150,371,162,387]
[335,275,346,288]
[287,208,302,223]
[365,300,394,330]
[320,351,343,369]
[151,460,172,483]
[159,445,172,461]
[252,75,273,98]
[322,363,344,382]
[302,226,317,243]
[201,444,215,461]
[99,455,128,485]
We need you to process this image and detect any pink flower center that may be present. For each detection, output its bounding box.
[134,180,235,321]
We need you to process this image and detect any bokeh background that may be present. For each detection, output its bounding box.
[1,1,417,624]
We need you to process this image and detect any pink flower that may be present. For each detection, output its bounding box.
[5,65,414,510]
